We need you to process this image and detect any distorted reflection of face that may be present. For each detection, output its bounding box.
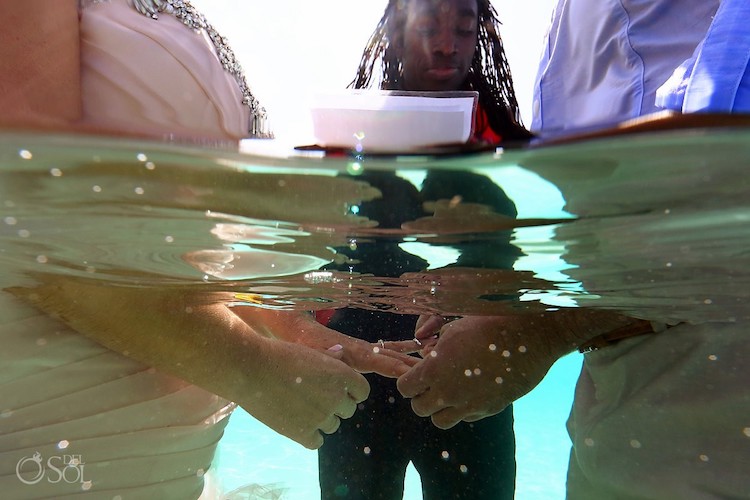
[400,0,479,91]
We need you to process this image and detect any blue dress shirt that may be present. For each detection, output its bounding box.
[656,0,750,113]
[532,0,749,134]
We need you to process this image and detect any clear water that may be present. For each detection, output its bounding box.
[2,126,748,498]
[216,353,582,499]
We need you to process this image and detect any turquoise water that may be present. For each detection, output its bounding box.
[216,354,582,499]
[3,125,748,498]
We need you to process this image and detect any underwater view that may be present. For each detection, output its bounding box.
[2,121,748,498]
[5,0,750,497]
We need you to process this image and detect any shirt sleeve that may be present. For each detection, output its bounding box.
[656,0,750,113]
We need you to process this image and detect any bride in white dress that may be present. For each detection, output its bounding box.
[0,1,414,497]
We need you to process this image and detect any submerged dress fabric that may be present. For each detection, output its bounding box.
[532,1,750,498]
[1,1,248,497]
[0,294,233,498]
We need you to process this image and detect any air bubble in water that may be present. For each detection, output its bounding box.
[347,162,363,175]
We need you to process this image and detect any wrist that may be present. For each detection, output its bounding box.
[546,309,638,354]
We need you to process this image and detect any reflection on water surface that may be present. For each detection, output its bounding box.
[2,127,748,324]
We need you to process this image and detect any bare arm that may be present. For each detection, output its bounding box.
[10,277,370,449]
[0,0,82,128]
[396,309,637,428]
[232,307,418,378]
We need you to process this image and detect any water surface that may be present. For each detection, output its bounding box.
[2,123,748,498]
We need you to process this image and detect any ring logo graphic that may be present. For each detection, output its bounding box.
[16,452,87,486]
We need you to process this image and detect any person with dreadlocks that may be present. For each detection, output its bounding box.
[315,1,528,498]
[350,0,531,145]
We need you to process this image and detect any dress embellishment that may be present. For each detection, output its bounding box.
[81,0,271,137]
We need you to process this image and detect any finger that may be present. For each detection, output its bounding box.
[430,406,467,430]
[414,314,438,334]
[302,431,325,450]
[349,346,417,377]
[418,340,439,358]
[320,414,341,435]
[396,365,430,399]
[363,353,416,378]
[409,390,451,418]
[381,340,423,354]
[372,347,420,366]
[346,372,371,404]
[463,413,492,423]
[336,398,358,419]
[415,315,446,339]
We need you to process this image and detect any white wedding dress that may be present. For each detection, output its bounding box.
[1,1,260,497]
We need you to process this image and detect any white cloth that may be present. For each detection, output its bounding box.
[532,1,750,498]
[0,294,233,499]
[566,323,750,499]
[1,1,247,497]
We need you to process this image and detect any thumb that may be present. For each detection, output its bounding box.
[415,315,449,339]
[396,363,428,398]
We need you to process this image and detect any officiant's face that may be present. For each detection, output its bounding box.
[399,0,478,91]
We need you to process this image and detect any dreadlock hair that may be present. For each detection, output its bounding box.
[349,0,532,141]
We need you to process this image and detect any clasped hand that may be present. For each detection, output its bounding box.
[385,314,563,429]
